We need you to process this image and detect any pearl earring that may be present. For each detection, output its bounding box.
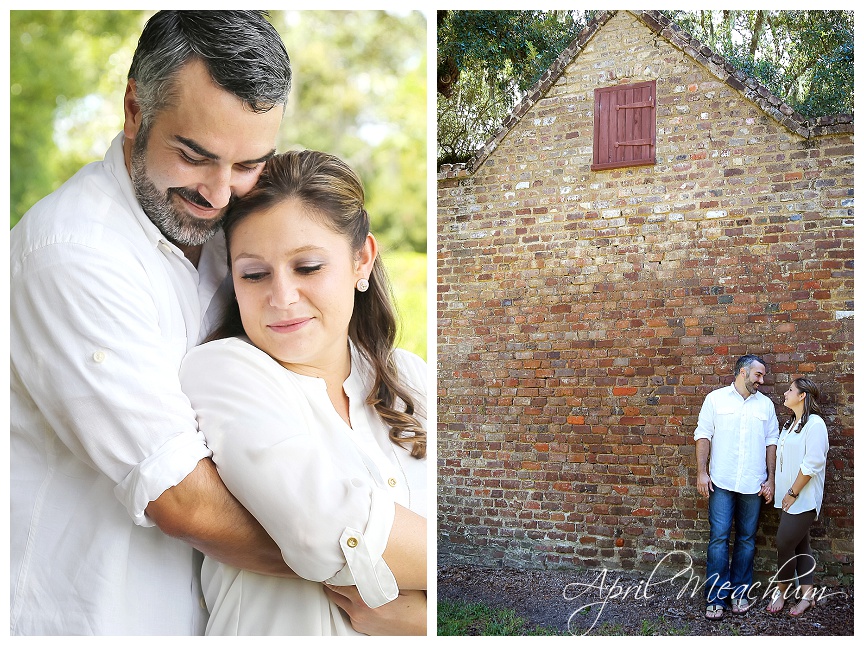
[356,278,369,292]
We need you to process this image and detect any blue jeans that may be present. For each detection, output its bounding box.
[705,486,762,606]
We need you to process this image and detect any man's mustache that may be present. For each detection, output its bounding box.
[171,187,214,209]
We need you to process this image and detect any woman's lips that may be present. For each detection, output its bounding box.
[267,318,312,333]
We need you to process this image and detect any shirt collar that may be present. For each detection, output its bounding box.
[726,383,765,404]
[105,132,227,273]
[105,133,169,252]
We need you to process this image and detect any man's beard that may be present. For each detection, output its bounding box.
[130,130,227,247]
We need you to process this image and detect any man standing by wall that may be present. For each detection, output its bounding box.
[694,355,779,620]
[10,11,293,634]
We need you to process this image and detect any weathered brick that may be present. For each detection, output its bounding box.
[437,10,853,583]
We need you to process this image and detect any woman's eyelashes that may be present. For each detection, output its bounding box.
[236,263,325,282]
[295,264,324,275]
[240,271,269,282]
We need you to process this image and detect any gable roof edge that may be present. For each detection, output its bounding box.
[439,10,852,181]
[440,11,616,180]
[632,11,852,139]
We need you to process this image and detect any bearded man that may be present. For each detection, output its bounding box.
[694,354,779,620]
[10,11,293,635]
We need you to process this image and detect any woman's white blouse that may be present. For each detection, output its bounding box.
[774,414,829,517]
[179,337,427,635]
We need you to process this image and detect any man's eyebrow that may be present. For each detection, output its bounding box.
[174,136,276,165]
[175,136,218,160]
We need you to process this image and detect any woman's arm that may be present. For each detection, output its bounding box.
[179,340,425,597]
[382,504,426,590]
[780,470,812,511]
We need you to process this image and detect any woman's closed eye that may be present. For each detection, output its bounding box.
[295,264,324,275]
[240,271,270,282]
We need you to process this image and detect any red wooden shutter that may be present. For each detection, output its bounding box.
[591,80,656,171]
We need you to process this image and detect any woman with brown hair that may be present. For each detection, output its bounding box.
[179,150,426,635]
[765,377,829,617]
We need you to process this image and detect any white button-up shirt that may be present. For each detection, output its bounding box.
[774,415,829,516]
[10,133,231,635]
[694,385,779,494]
[179,337,427,635]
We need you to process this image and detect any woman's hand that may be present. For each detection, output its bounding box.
[324,584,426,635]
[781,493,795,512]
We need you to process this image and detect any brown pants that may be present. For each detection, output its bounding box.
[776,509,817,586]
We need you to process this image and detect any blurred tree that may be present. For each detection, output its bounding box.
[10,10,427,254]
[276,11,426,253]
[10,10,146,227]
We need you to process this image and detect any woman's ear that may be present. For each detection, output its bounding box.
[356,233,378,277]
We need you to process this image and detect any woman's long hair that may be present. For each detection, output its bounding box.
[208,150,426,458]
[783,377,825,434]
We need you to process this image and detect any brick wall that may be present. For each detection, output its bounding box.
[436,11,854,584]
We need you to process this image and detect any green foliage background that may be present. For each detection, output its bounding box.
[9,10,427,359]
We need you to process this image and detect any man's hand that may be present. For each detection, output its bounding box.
[696,471,713,499]
[759,478,775,503]
[324,585,426,636]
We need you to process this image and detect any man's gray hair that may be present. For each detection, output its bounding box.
[734,354,765,376]
[128,10,291,133]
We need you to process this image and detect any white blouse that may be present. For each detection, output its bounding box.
[179,337,427,635]
[774,414,829,517]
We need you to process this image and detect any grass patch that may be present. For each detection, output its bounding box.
[437,601,561,636]
[585,617,692,636]
[382,250,426,360]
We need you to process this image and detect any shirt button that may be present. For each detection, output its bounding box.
[346,537,359,548]
[388,478,397,487]
[92,350,106,363]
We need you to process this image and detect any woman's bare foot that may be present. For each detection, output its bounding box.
[766,588,785,614]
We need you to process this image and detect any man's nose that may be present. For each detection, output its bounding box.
[198,165,233,210]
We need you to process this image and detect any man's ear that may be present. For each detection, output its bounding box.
[123,79,144,141]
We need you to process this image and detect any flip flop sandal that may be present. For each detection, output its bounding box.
[705,603,724,620]
[731,597,752,614]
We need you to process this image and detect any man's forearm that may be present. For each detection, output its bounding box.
[765,444,777,480]
[146,457,295,578]
[695,438,710,475]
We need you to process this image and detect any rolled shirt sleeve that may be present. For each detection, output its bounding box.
[11,237,210,526]
[800,416,829,477]
[180,338,400,606]
[764,404,780,447]
[693,394,716,442]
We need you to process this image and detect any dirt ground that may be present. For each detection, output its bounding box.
[438,564,853,636]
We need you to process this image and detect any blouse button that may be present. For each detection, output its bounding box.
[346,537,359,548]
[92,350,106,363]
[388,477,397,487]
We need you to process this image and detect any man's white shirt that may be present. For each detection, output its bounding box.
[694,385,779,494]
[9,133,230,635]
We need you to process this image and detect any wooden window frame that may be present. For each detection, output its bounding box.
[591,80,656,171]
